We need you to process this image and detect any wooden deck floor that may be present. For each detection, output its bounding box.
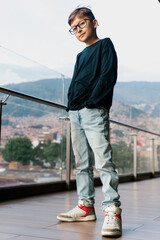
[0,178,160,240]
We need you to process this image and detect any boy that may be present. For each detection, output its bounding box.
[57,7,122,237]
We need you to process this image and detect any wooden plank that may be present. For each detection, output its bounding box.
[0,178,159,240]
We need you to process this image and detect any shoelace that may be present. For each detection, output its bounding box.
[105,213,121,224]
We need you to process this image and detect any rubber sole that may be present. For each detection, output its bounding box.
[101,229,121,237]
[57,215,96,222]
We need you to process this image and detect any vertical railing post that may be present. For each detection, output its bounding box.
[0,101,2,145]
[59,116,71,189]
[61,74,65,105]
[151,138,155,176]
[66,120,71,190]
[0,95,10,145]
[131,133,137,179]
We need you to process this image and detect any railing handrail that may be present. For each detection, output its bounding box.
[0,87,66,110]
[109,119,160,137]
[0,87,160,137]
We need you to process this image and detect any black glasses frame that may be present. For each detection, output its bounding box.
[69,18,92,35]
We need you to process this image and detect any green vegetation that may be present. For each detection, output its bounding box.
[1,137,34,165]
[1,136,158,173]
[30,125,44,129]
[1,136,73,169]
[2,119,11,125]
[43,142,60,168]
[112,141,133,174]
[113,130,124,138]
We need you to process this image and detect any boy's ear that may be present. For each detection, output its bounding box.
[93,19,99,28]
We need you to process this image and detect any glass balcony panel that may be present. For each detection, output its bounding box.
[70,143,76,180]
[70,135,98,180]
[155,138,160,172]
[110,124,133,175]
[0,98,68,187]
[70,124,134,178]
[136,132,152,173]
[0,46,71,105]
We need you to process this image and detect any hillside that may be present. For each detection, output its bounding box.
[0,79,159,117]
[0,78,70,117]
[2,78,71,104]
[114,81,160,117]
[114,81,160,104]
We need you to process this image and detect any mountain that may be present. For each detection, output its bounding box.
[0,78,71,117]
[2,78,71,104]
[0,79,160,117]
[114,81,160,117]
[114,81,160,104]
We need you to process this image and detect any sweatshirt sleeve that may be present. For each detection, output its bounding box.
[85,38,117,108]
[67,55,79,99]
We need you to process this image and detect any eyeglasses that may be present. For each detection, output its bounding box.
[69,19,93,35]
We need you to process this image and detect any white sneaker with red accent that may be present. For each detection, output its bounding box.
[101,205,122,237]
[57,200,96,222]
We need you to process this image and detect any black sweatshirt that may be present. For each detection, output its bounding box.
[67,38,117,111]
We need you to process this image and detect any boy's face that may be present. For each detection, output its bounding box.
[70,15,98,46]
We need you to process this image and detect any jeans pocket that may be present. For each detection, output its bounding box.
[98,107,109,118]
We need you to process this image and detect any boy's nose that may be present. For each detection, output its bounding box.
[77,26,82,33]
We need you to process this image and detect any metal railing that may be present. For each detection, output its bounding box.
[0,87,160,190]
[1,87,159,135]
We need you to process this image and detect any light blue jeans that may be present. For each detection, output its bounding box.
[69,107,121,211]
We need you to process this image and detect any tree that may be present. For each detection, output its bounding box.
[44,142,60,168]
[33,138,69,169]
[60,135,75,169]
[2,137,34,165]
[33,140,51,166]
[113,130,124,138]
[112,141,133,174]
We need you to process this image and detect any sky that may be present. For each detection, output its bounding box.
[0,0,160,85]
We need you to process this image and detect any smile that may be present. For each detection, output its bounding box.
[79,33,85,38]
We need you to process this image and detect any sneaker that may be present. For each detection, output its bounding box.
[101,205,122,237]
[57,200,96,222]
